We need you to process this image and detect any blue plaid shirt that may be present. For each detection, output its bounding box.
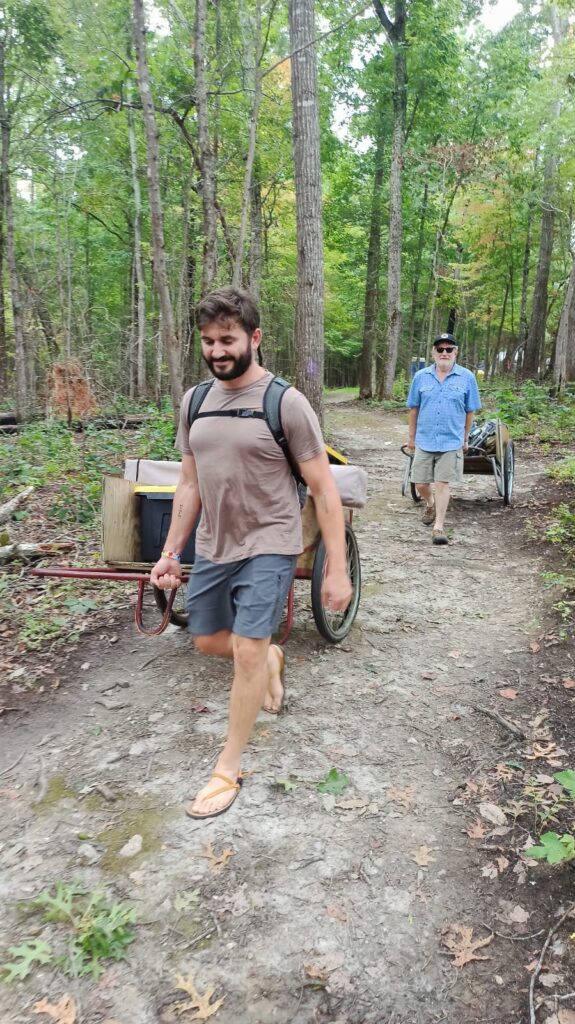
[406,363,481,452]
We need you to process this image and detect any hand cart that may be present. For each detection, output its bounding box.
[401,419,515,506]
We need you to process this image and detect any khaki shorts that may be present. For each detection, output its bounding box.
[411,447,464,485]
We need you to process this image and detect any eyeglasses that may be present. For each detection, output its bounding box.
[435,345,455,353]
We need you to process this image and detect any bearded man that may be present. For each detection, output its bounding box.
[151,287,351,819]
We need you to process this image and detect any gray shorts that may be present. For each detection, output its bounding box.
[411,447,464,484]
[186,554,298,639]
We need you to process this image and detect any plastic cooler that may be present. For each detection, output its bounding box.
[134,485,196,565]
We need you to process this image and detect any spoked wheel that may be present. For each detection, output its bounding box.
[153,585,189,629]
[503,441,515,506]
[311,522,361,643]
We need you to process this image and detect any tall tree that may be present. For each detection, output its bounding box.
[373,0,407,401]
[132,0,182,413]
[288,0,325,419]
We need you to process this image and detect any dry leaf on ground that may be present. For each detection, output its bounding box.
[335,797,369,811]
[530,642,541,653]
[498,688,518,700]
[325,904,347,922]
[465,820,486,840]
[441,924,493,967]
[479,801,507,826]
[198,840,234,875]
[33,996,77,1024]
[411,845,436,867]
[561,677,575,689]
[174,973,225,1020]
[303,952,345,981]
[387,785,416,809]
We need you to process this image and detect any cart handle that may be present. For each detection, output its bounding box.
[400,445,415,457]
[31,566,186,637]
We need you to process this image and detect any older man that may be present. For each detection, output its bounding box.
[406,333,481,545]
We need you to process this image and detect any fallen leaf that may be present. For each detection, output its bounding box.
[496,856,509,872]
[411,845,436,867]
[530,643,541,654]
[303,952,345,981]
[479,802,507,826]
[558,1011,575,1024]
[335,797,369,811]
[198,840,234,875]
[173,973,225,1020]
[325,904,347,922]
[386,785,416,809]
[448,650,461,659]
[561,677,575,689]
[33,996,77,1024]
[441,924,493,967]
[539,972,564,988]
[482,862,498,879]
[465,820,486,840]
[504,904,530,924]
[421,671,436,680]
[540,674,558,684]
[498,688,518,700]
[191,703,210,713]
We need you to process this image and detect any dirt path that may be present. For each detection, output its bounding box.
[1,404,573,1024]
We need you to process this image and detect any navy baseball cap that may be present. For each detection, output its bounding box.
[433,332,457,347]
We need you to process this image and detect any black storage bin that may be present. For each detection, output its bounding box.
[136,487,196,564]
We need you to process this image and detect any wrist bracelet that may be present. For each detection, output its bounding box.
[161,550,181,562]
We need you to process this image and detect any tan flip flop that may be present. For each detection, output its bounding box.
[184,772,243,820]
[264,644,286,715]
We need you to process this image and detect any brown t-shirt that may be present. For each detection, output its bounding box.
[175,371,324,562]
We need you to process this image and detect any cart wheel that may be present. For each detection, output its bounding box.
[503,441,515,506]
[153,585,189,629]
[311,522,361,643]
[410,482,422,503]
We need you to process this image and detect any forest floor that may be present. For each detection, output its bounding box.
[1,400,575,1024]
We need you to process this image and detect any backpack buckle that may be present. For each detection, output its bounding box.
[238,409,255,418]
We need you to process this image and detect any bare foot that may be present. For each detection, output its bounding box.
[263,644,285,714]
[184,771,241,819]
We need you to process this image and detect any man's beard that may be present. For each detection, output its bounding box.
[204,344,253,380]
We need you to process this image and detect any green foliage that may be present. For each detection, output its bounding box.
[548,457,575,484]
[2,883,137,983]
[317,768,350,796]
[545,504,575,549]
[1,940,52,983]
[555,769,575,800]
[528,832,575,865]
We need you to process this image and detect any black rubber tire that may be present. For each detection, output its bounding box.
[410,482,422,503]
[401,458,411,497]
[311,522,361,643]
[503,441,515,506]
[152,585,189,629]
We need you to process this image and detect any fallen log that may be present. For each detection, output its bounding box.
[0,486,34,525]
[0,541,75,565]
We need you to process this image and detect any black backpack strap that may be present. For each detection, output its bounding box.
[263,376,306,488]
[187,379,215,429]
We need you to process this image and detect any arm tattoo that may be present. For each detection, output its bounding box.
[176,503,185,519]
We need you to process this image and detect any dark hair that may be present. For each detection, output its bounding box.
[195,287,260,336]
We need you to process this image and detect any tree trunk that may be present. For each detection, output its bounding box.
[194,0,218,295]
[522,152,557,379]
[0,44,28,418]
[21,269,58,357]
[518,183,535,354]
[553,250,575,389]
[375,0,407,401]
[288,0,325,421]
[249,166,263,301]
[127,96,147,398]
[132,0,182,415]
[358,124,385,399]
[0,165,6,391]
[232,0,262,289]
[404,180,428,374]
